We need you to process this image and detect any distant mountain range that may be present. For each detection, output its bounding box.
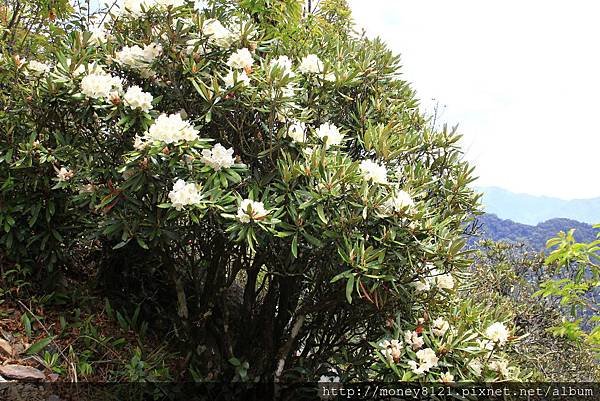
[473,213,599,251]
[478,186,600,225]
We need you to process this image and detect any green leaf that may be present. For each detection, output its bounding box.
[316,204,328,224]
[136,237,149,250]
[291,235,298,258]
[26,336,55,355]
[346,274,355,304]
[22,314,32,338]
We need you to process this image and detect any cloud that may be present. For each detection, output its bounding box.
[348,0,600,199]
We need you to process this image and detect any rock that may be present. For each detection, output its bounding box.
[0,365,45,381]
[0,338,11,356]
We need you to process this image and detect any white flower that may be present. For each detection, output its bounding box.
[26,60,51,76]
[236,199,269,223]
[227,48,254,70]
[407,360,425,375]
[421,266,454,291]
[168,179,203,211]
[323,71,336,82]
[318,375,340,383]
[315,123,343,148]
[476,338,495,351]
[80,72,123,100]
[431,317,450,336]
[488,359,510,378]
[115,43,161,74]
[468,359,483,376]
[439,372,454,383]
[412,280,431,293]
[359,160,388,184]
[404,330,423,350]
[144,113,199,144]
[417,348,438,366]
[194,0,208,12]
[383,189,415,213]
[56,167,74,182]
[144,42,163,59]
[270,55,295,77]
[288,121,306,143]
[124,86,153,112]
[408,348,439,375]
[133,135,148,150]
[223,69,250,88]
[485,322,509,346]
[202,19,237,47]
[436,273,455,289]
[298,54,323,73]
[379,339,402,363]
[88,27,107,45]
[201,143,236,171]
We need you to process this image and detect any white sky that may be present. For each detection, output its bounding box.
[348,0,600,200]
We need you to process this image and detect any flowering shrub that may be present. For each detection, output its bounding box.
[0,0,487,380]
[370,301,524,382]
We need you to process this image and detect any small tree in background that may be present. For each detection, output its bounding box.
[535,226,600,356]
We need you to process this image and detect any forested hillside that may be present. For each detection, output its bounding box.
[474,213,599,250]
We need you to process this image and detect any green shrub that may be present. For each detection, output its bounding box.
[1,0,484,380]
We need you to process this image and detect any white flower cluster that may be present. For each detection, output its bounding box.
[201,143,236,171]
[318,374,340,383]
[407,348,439,375]
[378,339,402,364]
[298,54,323,74]
[485,322,509,346]
[26,60,51,76]
[468,358,483,376]
[227,48,254,70]
[56,167,74,182]
[236,199,269,223]
[413,265,455,292]
[439,371,454,383]
[223,69,250,88]
[315,123,344,149]
[488,358,510,377]
[194,0,208,12]
[140,113,199,145]
[202,19,239,48]
[382,189,415,213]
[403,330,424,350]
[80,70,123,101]
[287,121,306,143]
[359,160,388,184]
[269,55,295,77]
[115,43,162,76]
[168,179,203,211]
[431,317,450,336]
[124,85,153,112]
